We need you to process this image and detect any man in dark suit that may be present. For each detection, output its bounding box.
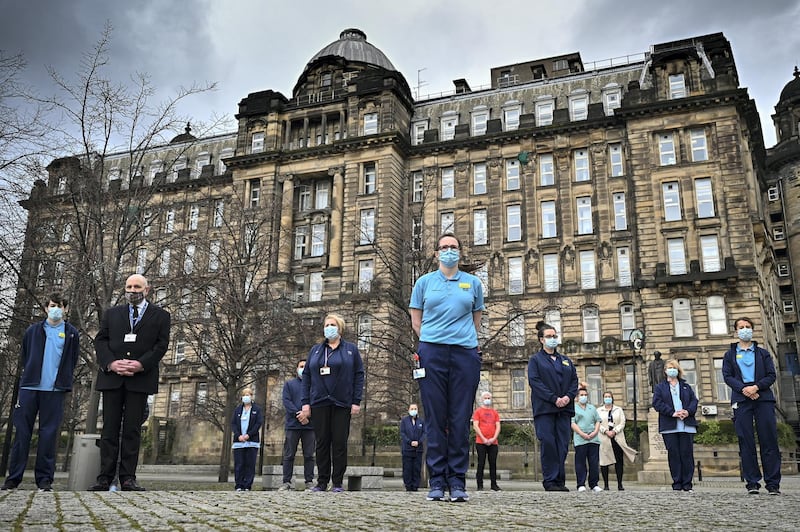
[89,274,170,491]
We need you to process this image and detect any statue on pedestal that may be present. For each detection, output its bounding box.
[648,351,665,393]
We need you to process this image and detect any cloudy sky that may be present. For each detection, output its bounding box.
[2,0,798,147]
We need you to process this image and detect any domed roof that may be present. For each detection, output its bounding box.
[778,66,800,103]
[170,123,196,144]
[306,29,396,72]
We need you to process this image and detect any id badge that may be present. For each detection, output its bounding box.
[412,368,426,380]
[124,333,137,343]
[320,367,331,376]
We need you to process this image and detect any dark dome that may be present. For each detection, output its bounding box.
[170,123,196,144]
[305,29,396,72]
[778,66,800,103]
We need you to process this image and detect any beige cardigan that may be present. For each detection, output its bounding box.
[597,404,638,466]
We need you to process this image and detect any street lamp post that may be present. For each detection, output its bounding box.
[628,329,645,448]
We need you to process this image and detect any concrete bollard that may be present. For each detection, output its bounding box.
[67,434,102,491]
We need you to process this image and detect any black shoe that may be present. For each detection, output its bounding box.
[558,485,570,492]
[1,479,19,491]
[476,485,484,491]
[37,480,53,492]
[767,487,781,495]
[88,480,110,491]
[618,485,625,491]
[121,478,146,491]
[491,485,502,491]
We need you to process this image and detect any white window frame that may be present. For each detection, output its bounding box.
[359,208,375,245]
[218,148,234,175]
[249,179,261,208]
[298,185,311,211]
[508,314,525,346]
[159,249,171,277]
[539,153,554,186]
[663,182,682,221]
[309,272,323,302]
[695,178,715,218]
[574,149,590,182]
[363,112,378,135]
[541,201,557,238]
[472,109,489,136]
[508,257,524,295]
[714,358,732,402]
[174,340,186,364]
[474,209,488,246]
[136,248,147,275]
[412,172,424,202]
[294,226,308,260]
[536,98,554,126]
[582,307,600,343]
[188,204,199,231]
[543,254,559,292]
[358,314,372,351]
[315,181,330,209]
[506,159,520,190]
[609,144,623,177]
[441,167,455,198]
[669,73,686,99]
[570,93,588,121]
[441,212,454,234]
[213,200,224,227]
[768,186,780,202]
[208,240,220,271]
[700,235,721,272]
[164,209,175,234]
[440,112,458,141]
[251,132,265,153]
[579,250,596,289]
[659,133,677,165]
[183,243,195,274]
[310,223,326,257]
[617,247,632,287]
[673,298,693,337]
[577,197,593,235]
[681,359,698,396]
[473,163,487,195]
[586,366,602,405]
[545,309,562,345]
[707,295,727,335]
[668,238,687,275]
[358,259,374,293]
[412,121,427,145]
[363,163,376,194]
[777,263,790,277]
[503,104,521,131]
[511,369,527,409]
[690,129,708,162]
[620,304,635,341]
[506,205,522,242]
[782,300,795,313]
[603,87,621,116]
[613,192,627,230]
[194,152,210,178]
[293,274,305,302]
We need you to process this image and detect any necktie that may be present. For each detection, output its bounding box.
[133,305,139,321]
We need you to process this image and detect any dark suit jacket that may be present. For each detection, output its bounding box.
[527,348,578,418]
[652,379,699,432]
[232,403,263,444]
[400,415,425,455]
[95,302,171,394]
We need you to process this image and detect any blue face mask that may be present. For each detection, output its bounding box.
[242,395,251,405]
[324,325,339,340]
[666,368,679,378]
[297,367,304,378]
[544,338,559,350]
[604,397,613,405]
[737,328,753,342]
[483,399,492,406]
[579,396,588,404]
[47,307,63,322]
[409,409,418,417]
[438,249,460,268]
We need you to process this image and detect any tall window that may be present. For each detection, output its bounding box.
[309,272,323,302]
[570,94,588,121]
[203,286,216,319]
[298,185,312,211]
[188,204,199,231]
[173,341,186,365]
[164,210,175,234]
[251,132,265,153]
[508,257,523,295]
[412,122,426,145]
[475,264,490,298]
[659,133,677,165]
[545,309,562,344]
[474,209,488,246]
[536,99,554,126]
[363,113,378,135]
[574,149,590,181]
[511,369,527,409]
[714,359,731,401]
[473,163,487,195]
[620,304,635,341]
[680,359,698,396]
[690,129,708,161]
[359,208,375,245]
[472,110,488,136]
[506,159,520,190]
[213,200,224,227]
[249,179,261,208]
[411,217,422,252]
[617,247,632,287]
[609,144,623,177]
[412,172,424,202]
[662,182,682,221]
[195,383,208,412]
[586,366,602,405]
[441,212,454,234]
[293,274,305,302]
[540,154,554,186]
[579,251,596,289]
[603,88,621,115]
[669,74,686,99]
[358,315,372,351]
[508,314,525,346]
[136,248,147,275]
[695,178,715,218]
[159,249,170,277]
[208,240,220,271]
[363,163,376,194]
[441,167,454,198]
[582,307,600,343]
[613,192,627,230]
[294,226,308,260]
[183,244,195,274]
[504,106,521,131]
[667,238,687,275]
[673,298,693,337]
[219,148,233,174]
[541,201,557,238]
[310,223,326,257]
[440,113,457,141]
[358,259,374,293]
[577,197,593,234]
[707,295,727,335]
[315,181,330,209]
[543,254,559,292]
[625,364,637,404]
[700,235,721,272]
[507,205,521,241]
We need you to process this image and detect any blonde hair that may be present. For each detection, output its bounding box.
[324,313,346,335]
[664,358,684,379]
[241,387,253,396]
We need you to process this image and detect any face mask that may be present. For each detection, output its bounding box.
[242,395,251,405]
[409,409,417,417]
[297,367,304,378]
[48,307,63,321]
[126,291,145,306]
[579,396,588,404]
[483,399,492,406]
[438,249,460,268]
[545,338,559,350]
[604,397,613,405]
[324,325,339,340]
[737,328,753,342]
[666,368,679,378]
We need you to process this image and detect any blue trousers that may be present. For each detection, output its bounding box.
[574,442,600,489]
[417,342,481,491]
[402,452,423,490]
[733,400,781,490]
[534,412,571,489]
[282,429,315,484]
[6,389,66,487]
[661,432,695,490]
[233,447,258,490]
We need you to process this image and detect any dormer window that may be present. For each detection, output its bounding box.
[669,74,686,99]
[251,132,265,153]
[569,91,588,121]
[440,112,458,141]
[321,72,332,87]
[363,113,378,135]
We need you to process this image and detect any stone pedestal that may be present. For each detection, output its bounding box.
[637,409,672,485]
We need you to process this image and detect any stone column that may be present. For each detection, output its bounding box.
[284,120,292,149]
[328,166,344,269]
[303,117,309,147]
[321,113,328,144]
[277,174,294,272]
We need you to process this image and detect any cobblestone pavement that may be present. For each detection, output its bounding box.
[2,478,799,531]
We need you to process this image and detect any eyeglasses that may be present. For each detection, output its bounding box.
[438,245,459,251]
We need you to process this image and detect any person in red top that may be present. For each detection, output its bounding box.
[472,391,501,491]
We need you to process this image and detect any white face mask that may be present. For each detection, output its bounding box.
[297,367,304,378]
[242,395,251,405]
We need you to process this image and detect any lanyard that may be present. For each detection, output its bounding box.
[129,302,148,331]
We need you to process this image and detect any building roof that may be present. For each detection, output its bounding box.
[305,28,396,73]
[778,66,800,103]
